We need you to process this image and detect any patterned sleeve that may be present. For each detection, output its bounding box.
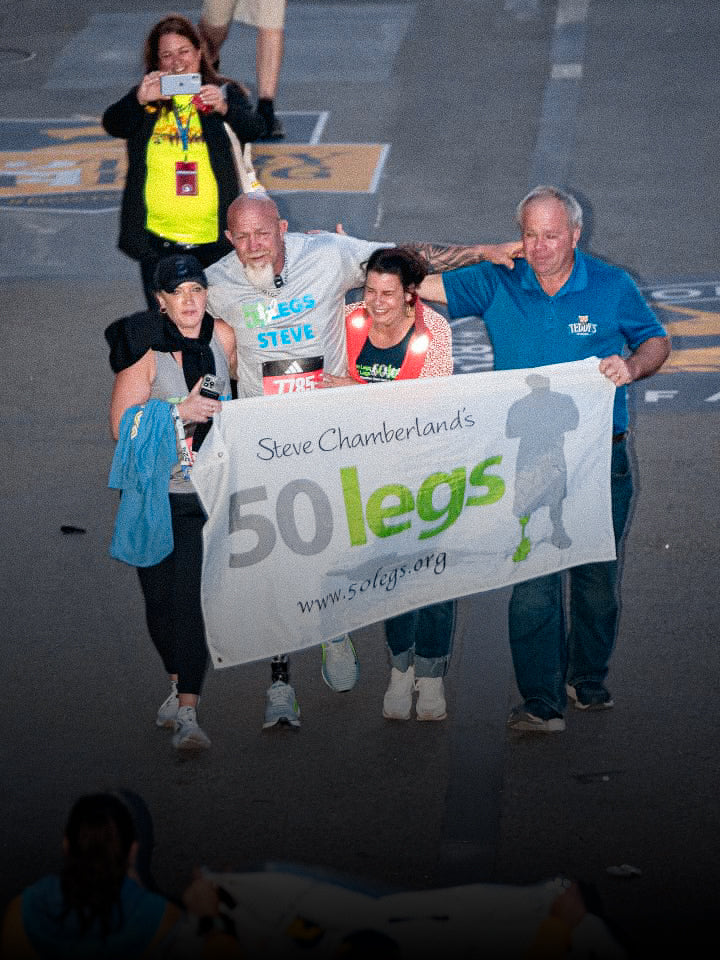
[419,302,453,377]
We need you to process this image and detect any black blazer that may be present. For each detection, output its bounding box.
[102,84,265,262]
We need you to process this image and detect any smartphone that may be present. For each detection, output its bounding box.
[161,73,202,96]
[200,374,222,400]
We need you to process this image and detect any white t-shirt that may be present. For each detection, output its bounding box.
[205,232,390,397]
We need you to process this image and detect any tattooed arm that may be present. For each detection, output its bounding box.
[412,240,522,304]
[331,223,520,272]
[407,240,522,273]
[332,223,521,303]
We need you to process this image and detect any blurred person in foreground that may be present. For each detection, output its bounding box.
[322,247,456,721]
[0,792,240,958]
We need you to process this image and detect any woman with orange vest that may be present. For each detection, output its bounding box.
[323,247,455,721]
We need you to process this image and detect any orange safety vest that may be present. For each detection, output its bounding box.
[345,299,432,382]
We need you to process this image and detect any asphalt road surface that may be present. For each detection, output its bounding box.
[1,2,719,958]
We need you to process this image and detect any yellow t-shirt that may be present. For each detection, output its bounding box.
[145,96,219,244]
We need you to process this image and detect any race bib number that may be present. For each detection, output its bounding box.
[262,356,324,395]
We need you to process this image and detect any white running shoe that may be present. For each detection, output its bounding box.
[416,676,447,721]
[263,680,301,729]
[156,681,179,728]
[382,666,415,720]
[172,705,211,750]
[321,635,360,692]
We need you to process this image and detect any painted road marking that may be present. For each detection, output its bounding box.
[0,118,389,211]
[528,0,590,187]
[451,281,720,412]
[645,284,720,376]
[254,144,390,194]
[47,6,414,90]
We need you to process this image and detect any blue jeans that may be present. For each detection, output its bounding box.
[508,439,633,715]
[385,599,456,677]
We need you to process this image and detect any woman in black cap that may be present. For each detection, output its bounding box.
[106,254,236,750]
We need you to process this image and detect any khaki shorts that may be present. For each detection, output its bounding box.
[200,0,286,31]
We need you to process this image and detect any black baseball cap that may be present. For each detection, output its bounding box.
[153,254,208,293]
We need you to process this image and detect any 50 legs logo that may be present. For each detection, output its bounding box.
[227,456,506,569]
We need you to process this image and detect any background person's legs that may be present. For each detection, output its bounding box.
[199,0,286,139]
[255,25,284,138]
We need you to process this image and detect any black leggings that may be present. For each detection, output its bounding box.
[137,493,208,696]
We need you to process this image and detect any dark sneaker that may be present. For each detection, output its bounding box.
[508,705,565,733]
[566,682,614,711]
[259,114,285,141]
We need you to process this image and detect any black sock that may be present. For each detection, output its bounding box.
[257,97,275,121]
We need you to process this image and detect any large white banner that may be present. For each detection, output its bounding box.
[192,358,616,668]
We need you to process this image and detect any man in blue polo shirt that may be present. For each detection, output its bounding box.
[419,185,670,732]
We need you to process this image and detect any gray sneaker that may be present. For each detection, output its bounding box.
[321,635,360,692]
[156,682,179,728]
[263,680,301,729]
[507,705,566,733]
[172,706,211,750]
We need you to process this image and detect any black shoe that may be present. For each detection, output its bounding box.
[507,704,566,733]
[259,114,285,141]
[566,682,614,710]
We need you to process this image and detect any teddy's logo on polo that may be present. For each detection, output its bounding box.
[568,316,597,336]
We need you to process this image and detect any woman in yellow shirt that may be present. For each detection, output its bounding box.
[103,13,265,308]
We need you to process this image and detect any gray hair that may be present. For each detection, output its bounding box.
[516,186,583,230]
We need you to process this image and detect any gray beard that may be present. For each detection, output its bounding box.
[244,262,277,291]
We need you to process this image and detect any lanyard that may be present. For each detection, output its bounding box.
[171,100,193,155]
[170,403,193,480]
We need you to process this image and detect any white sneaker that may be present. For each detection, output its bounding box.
[263,680,301,729]
[321,635,360,692]
[416,676,447,721]
[156,681,179,728]
[172,706,211,750]
[382,666,415,720]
